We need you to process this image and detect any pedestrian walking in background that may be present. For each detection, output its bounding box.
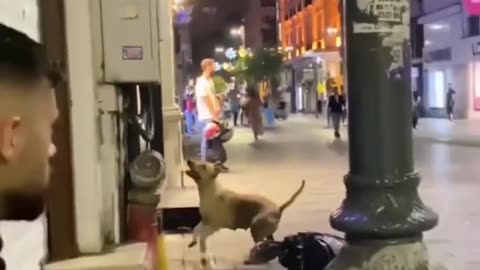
[328,90,346,139]
[195,58,221,161]
[446,83,456,122]
[227,86,241,126]
[326,91,334,127]
[184,93,196,134]
[244,87,264,141]
[341,87,347,124]
[412,90,421,129]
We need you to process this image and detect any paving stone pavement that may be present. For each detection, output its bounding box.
[414,118,480,147]
[164,115,480,270]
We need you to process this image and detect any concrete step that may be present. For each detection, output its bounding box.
[44,243,149,270]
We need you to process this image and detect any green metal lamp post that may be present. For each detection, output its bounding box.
[329,0,440,269]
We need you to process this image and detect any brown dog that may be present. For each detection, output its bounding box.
[185,159,305,261]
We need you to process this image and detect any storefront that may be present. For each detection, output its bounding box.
[423,52,471,119]
[287,51,341,113]
[0,1,48,269]
[420,9,468,119]
[452,35,480,118]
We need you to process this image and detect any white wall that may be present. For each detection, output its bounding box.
[452,64,469,118]
[424,14,463,51]
[0,1,46,269]
[467,63,480,118]
[64,0,104,253]
[452,35,480,118]
[0,0,40,41]
[422,0,461,14]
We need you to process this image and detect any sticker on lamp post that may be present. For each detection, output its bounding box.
[353,0,409,33]
[123,46,144,60]
[352,0,410,79]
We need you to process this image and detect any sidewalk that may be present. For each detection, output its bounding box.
[414,118,480,147]
[164,116,480,269]
[164,120,342,269]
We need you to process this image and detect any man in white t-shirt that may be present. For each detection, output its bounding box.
[195,58,220,161]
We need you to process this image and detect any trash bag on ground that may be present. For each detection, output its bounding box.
[246,232,345,270]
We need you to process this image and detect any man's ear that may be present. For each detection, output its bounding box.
[0,117,21,161]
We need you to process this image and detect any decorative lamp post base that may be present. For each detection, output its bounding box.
[327,240,447,270]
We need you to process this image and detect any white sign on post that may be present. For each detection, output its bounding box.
[373,0,404,23]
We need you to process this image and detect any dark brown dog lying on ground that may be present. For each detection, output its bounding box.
[185,159,306,263]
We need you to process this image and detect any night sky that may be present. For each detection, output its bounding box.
[189,0,247,71]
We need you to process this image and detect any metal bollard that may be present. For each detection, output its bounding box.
[127,192,159,270]
[127,150,166,270]
[156,209,169,270]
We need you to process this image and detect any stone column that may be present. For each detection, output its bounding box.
[329,1,441,269]
[158,0,184,189]
[174,5,193,108]
[314,61,320,118]
[64,0,104,253]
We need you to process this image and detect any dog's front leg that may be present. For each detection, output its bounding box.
[188,223,216,247]
[188,222,203,248]
[189,222,216,264]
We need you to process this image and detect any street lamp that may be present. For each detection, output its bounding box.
[215,46,225,53]
[230,27,242,36]
[229,26,245,47]
[329,1,439,269]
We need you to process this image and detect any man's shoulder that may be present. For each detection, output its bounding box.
[196,76,212,86]
[196,76,205,84]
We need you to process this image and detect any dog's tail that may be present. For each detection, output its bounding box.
[279,180,306,214]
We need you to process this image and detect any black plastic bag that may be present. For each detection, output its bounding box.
[246,232,345,270]
[279,233,344,270]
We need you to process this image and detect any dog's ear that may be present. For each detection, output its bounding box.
[212,165,221,179]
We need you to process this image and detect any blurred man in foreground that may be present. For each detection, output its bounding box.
[0,23,59,222]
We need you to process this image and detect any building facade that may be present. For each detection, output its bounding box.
[419,0,480,119]
[245,0,278,49]
[277,0,342,113]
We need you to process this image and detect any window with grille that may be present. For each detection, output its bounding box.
[468,16,480,37]
[261,0,276,7]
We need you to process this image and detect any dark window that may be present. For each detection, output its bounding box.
[468,16,480,37]
[262,28,278,47]
[424,48,452,63]
[418,0,424,14]
[261,0,276,7]
[262,16,277,28]
[174,28,181,54]
[410,18,423,58]
[304,0,312,6]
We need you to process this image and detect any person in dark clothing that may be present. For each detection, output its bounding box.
[446,84,456,122]
[328,91,346,139]
[227,87,241,126]
[316,99,323,116]
[244,87,264,141]
[412,90,421,129]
